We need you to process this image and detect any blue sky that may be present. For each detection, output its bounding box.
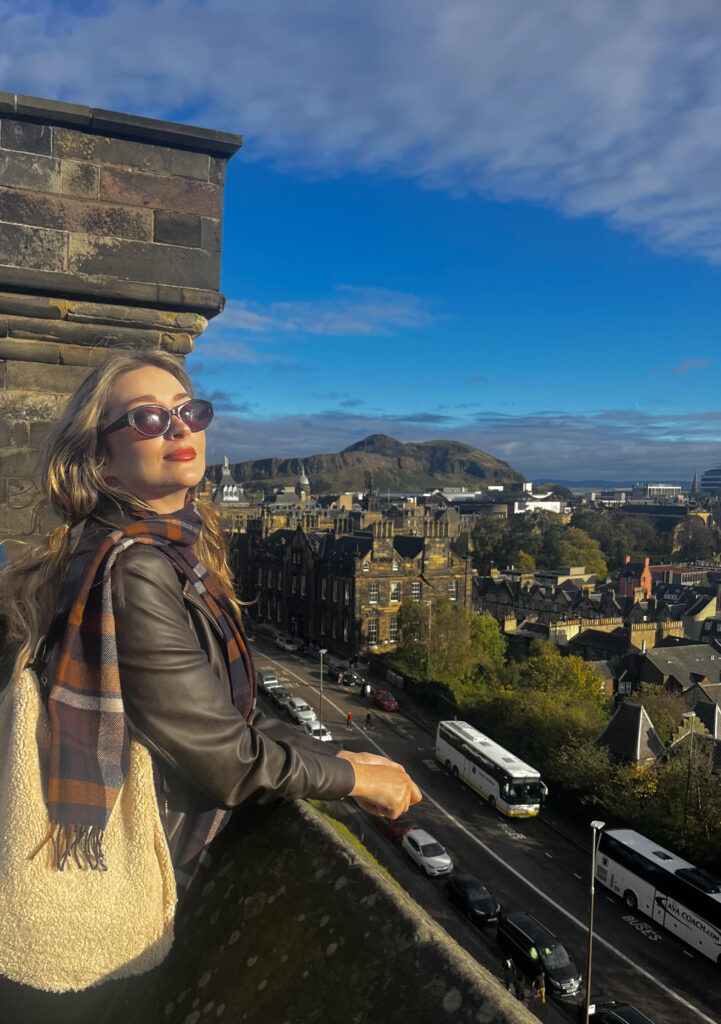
[3,0,721,481]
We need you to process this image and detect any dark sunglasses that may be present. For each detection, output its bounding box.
[101,398,214,438]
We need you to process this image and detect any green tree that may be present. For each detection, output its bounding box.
[469,613,507,673]
[626,685,687,744]
[556,527,607,578]
[674,516,716,561]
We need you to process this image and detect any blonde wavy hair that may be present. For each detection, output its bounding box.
[0,351,235,672]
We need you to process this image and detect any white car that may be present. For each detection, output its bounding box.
[302,721,333,743]
[257,668,280,693]
[275,636,300,653]
[401,828,453,877]
[287,697,317,726]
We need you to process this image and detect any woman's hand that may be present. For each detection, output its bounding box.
[337,750,422,819]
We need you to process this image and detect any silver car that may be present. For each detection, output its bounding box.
[401,828,453,876]
[287,697,317,726]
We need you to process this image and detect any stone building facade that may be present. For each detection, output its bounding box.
[0,93,242,552]
[239,518,475,655]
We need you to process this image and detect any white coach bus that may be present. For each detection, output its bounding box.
[596,827,721,963]
[435,720,547,817]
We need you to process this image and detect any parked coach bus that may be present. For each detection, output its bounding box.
[435,721,547,817]
[596,827,721,964]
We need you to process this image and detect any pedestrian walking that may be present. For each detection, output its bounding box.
[502,956,513,991]
[346,711,353,729]
[512,964,526,1002]
[365,712,373,729]
[530,970,545,1004]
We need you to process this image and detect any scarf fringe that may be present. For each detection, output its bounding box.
[30,824,107,871]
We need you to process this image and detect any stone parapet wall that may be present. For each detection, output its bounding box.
[112,800,532,1024]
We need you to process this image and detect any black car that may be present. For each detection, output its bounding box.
[497,911,581,998]
[587,999,657,1024]
[445,872,500,925]
[341,669,365,687]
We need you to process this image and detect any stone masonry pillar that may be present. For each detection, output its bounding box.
[0,93,242,553]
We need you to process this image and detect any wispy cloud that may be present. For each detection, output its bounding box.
[673,358,711,375]
[467,376,486,383]
[5,2,721,259]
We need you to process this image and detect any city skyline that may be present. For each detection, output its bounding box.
[4,2,721,480]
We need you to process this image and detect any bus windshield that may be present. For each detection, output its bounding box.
[505,779,543,805]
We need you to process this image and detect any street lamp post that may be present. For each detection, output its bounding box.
[319,648,328,732]
[585,819,605,1024]
[682,710,696,842]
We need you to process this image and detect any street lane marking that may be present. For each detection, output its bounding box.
[422,759,442,772]
[573,873,582,880]
[264,654,716,1024]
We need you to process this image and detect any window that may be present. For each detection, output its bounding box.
[267,567,272,588]
[369,583,379,604]
[291,575,297,595]
[321,578,327,600]
[367,618,379,645]
[332,617,338,638]
[257,567,263,585]
[389,617,399,643]
[332,580,338,603]
[320,613,326,635]
[363,561,370,573]
[301,574,306,596]
[276,604,282,622]
[343,618,350,641]
[411,582,421,601]
[344,582,350,605]
[390,582,401,603]
[392,559,400,572]
[292,550,302,565]
[277,570,282,590]
[448,579,458,601]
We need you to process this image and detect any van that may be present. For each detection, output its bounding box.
[496,911,581,997]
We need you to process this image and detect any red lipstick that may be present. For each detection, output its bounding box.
[165,447,196,461]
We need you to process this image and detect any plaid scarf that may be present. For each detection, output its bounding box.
[45,499,254,882]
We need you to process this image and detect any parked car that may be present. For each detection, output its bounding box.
[302,721,333,743]
[401,828,453,877]
[341,669,365,687]
[268,686,293,710]
[496,911,581,998]
[586,999,656,1024]
[287,697,318,726]
[325,658,347,681]
[373,689,399,712]
[444,872,500,926]
[275,635,300,653]
[373,813,415,842]
[257,668,280,693]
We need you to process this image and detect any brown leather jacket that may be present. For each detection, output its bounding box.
[48,500,355,863]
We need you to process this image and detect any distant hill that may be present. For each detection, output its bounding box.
[208,434,526,495]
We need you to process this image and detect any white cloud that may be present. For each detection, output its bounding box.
[4,2,721,259]
[204,405,721,481]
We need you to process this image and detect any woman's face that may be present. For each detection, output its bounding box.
[100,366,207,514]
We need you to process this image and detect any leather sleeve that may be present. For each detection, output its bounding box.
[111,545,355,808]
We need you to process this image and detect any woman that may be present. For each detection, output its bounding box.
[0,351,421,1017]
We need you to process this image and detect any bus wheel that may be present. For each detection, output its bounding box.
[623,890,637,910]
[452,766,459,779]
[488,796,496,811]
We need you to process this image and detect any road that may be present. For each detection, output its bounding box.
[251,639,718,1024]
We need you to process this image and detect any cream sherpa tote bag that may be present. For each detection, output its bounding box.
[0,666,177,993]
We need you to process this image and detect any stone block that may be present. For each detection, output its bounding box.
[0,389,59,419]
[68,234,221,290]
[0,502,35,535]
[0,222,67,273]
[0,292,64,319]
[0,150,61,192]
[0,477,6,503]
[0,93,15,114]
[0,187,152,241]
[0,360,5,388]
[0,118,52,155]
[208,156,227,185]
[0,421,9,446]
[0,449,40,478]
[15,95,92,125]
[6,360,88,394]
[200,217,222,252]
[53,127,211,181]
[61,159,100,199]
[153,211,202,247]
[0,338,61,363]
[6,315,163,351]
[10,421,28,447]
[100,166,223,218]
[58,344,121,367]
[28,420,53,450]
